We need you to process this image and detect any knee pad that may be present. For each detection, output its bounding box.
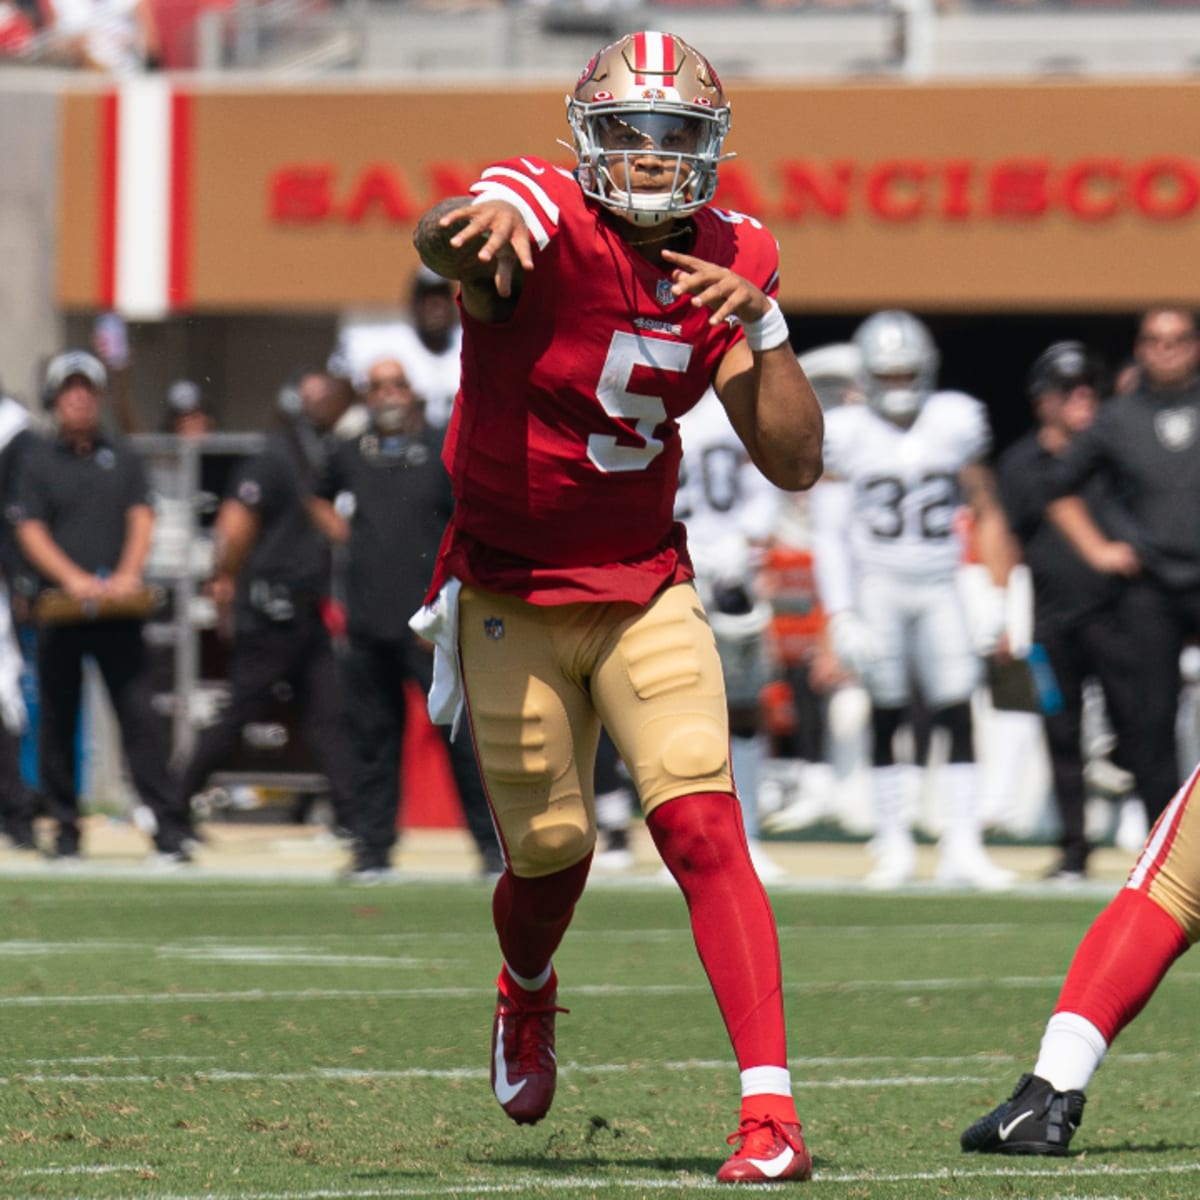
[871,706,906,767]
[597,586,733,810]
[933,701,975,763]
[655,715,729,789]
[511,817,596,877]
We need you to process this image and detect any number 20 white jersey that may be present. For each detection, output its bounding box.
[674,388,781,566]
[822,390,991,580]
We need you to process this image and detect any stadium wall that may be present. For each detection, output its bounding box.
[3,73,1200,413]
[55,77,1200,316]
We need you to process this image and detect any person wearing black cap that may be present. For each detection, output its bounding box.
[162,379,215,439]
[1046,308,1200,830]
[996,341,1143,881]
[11,350,193,862]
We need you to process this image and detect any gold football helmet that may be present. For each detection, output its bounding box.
[566,30,732,226]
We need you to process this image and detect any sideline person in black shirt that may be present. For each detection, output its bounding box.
[173,402,356,828]
[311,356,502,880]
[1048,307,1200,824]
[998,343,1142,880]
[13,350,191,861]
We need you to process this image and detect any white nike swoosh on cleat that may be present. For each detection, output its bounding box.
[746,1146,795,1178]
[998,1110,1035,1141]
[492,1014,527,1105]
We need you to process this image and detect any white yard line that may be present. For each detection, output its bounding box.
[6,1162,1199,1198]
[0,1051,1170,1085]
[2,1070,1003,1087]
[0,923,1039,951]
[0,974,1150,1008]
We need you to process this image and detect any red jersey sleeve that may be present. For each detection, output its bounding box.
[467,156,570,254]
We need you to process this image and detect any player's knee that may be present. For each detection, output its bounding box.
[652,793,740,876]
[513,820,596,876]
[933,701,974,762]
[659,718,728,787]
[1159,893,1200,943]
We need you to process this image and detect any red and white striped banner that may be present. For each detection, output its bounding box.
[96,79,192,319]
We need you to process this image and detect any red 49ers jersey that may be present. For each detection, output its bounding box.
[433,155,782,606]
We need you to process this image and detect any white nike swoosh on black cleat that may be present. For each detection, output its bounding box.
[998,1110,1035,1141]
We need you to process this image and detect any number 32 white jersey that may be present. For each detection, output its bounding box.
[823,391,991,580]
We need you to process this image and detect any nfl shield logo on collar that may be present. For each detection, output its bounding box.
[656,278,675,307]
[484,617,505,640]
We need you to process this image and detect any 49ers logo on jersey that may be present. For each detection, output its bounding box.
[1155,407,1199,451]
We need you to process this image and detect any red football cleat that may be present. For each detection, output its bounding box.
[490,968,567,1125]
[717,1115,813,1184]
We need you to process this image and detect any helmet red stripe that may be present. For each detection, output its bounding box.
[630,32,678,87]
[632,30,648,84]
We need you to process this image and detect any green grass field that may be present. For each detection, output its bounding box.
[0,873,1197,1199]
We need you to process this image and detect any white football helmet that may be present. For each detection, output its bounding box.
[566,30,732,227]
[797,342,864,411]
[852,310,939,424]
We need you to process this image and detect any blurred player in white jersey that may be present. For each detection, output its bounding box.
[810,310,1017,889]
[332,266,463,429]
[763,342,875,838]
[675,388,785,881]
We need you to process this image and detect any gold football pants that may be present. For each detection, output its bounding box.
[459,582,733,877]
[1126,763,1200,941]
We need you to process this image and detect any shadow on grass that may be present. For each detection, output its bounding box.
[469,1150,718,1175]
[344,1155,721,1182]
[1073,1141,1200,1157]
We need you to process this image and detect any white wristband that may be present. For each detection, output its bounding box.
[741,300,790,352]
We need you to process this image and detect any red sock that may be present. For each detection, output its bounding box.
[491,853,592,981]
[1054,887,1190,1042]
[647,793,790,1078]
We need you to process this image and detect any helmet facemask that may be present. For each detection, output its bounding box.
[566,32,732,227]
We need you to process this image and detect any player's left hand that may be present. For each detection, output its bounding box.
[662,249,771,329]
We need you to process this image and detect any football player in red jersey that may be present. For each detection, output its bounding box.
[961,761,1200,1156]
[411,31,823,1184]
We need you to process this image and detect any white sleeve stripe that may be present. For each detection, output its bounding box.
[469,183,551,251]
[479,166,561,227]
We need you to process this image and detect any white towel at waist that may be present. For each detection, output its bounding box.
[408,578,464,740]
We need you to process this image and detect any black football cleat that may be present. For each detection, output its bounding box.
[961,1072,1085,1156]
